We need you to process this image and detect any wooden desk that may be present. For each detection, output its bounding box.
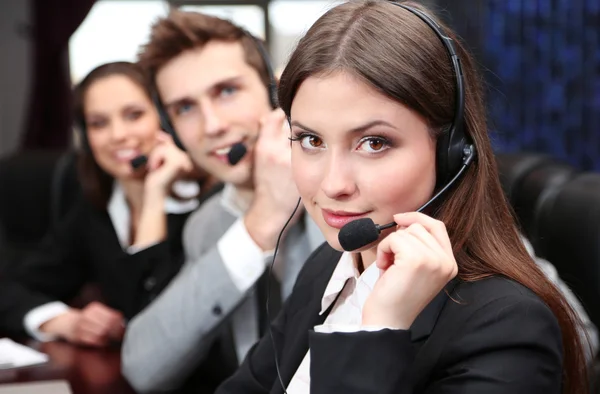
[0,340,136,394]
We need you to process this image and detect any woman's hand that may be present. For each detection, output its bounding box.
[132,132,193,250]
[362,212,458,329]
[143,131,193,197]
[40,302,125,347]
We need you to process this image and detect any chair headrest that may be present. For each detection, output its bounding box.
[517,161,578,242]
[496,152,578,242]
[496,152,554,206]
[536,173,600,327]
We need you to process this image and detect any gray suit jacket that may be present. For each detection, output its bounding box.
[121,190,324,393]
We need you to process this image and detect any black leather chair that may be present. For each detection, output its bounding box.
[0,149,81,266]
[535,173,600,329]
[496,152,555,206]
[49,150,81,231]
[496,152,579,248]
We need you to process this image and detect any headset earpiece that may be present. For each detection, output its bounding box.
[251,35,279,109]
[152,90,186,151]
[74,112,90,154]
[393,2,472,189]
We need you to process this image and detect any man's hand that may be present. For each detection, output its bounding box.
[245,109,303,251]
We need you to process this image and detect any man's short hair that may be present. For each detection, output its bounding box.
[138,9,270,88]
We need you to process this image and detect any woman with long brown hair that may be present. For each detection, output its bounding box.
[215,1,588,393]
[0,62,215,348]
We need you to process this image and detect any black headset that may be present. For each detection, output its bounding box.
[73,105,92,154]
[152,30,279,151]
[391,2,473,187]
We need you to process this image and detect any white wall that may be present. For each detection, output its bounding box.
[69,0,343,84]
[70,0,170,85]
[0,0,31,158]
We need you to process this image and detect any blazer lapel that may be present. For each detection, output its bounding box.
[272,245,342,394]
[408,278,460,388]
[409,278,458,343]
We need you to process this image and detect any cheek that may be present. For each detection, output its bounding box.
[176,118,204,148]
[232,93,269,131]
[87,132,108,154]
[361,155,436,213]
[291,150,321,200]
[138,122,159,145]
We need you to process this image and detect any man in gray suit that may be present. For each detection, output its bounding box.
[120,10,324,393]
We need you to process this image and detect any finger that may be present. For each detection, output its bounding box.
[78,318,110,339]
[80,309,115,335]
[84,302,120,319]
[404,223,445,254]
[376,232,407,270]
[403,229,458,280]
[377,231,428,270]
[156,131,172,143]
[393,212,452,254]
[146,145,168,171]
[84,304,123,328]
[259,108,286,138]
[77,328,109,347]
[178,153,194,173]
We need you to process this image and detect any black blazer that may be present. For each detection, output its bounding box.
[216,243,563,393]
[0,196,190,338]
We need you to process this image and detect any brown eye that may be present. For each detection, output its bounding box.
[308,135,323,147]
[86,119,107,130]
[358,137,389,153]
[368,139,384,151]
[125,110,144,121]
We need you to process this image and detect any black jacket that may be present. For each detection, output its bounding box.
[216,243,563,394]
[0,197,190,338]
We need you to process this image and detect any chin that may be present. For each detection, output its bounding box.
[97,162,122,179]
[222,165,252,186]
[113,167,136,180]
[326,238,379,254]
[319,227,344,252]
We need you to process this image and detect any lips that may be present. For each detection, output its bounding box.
[321,209,370,229]
[114,148,140,162]
[214,146,233,155]
[211,141,245,164]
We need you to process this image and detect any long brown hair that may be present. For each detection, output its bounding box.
[73,61,153,208]
[278,1,588,392]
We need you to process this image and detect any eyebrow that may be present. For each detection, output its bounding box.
[163,76,244,109]
[290,120,398,134]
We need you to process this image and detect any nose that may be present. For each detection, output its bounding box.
[202,100,226,137]
[321,151,357,200]
[108,120,127,142]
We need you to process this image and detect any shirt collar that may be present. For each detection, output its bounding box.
[319,252,380,315]
[107,180,200,250]
[220,183,253,217]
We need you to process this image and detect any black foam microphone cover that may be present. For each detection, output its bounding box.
[338,217,381,251]
[228,143,247,165]
[130,155,148,170]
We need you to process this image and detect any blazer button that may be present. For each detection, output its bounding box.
[212,305,223,316]
[144,277,157,291]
